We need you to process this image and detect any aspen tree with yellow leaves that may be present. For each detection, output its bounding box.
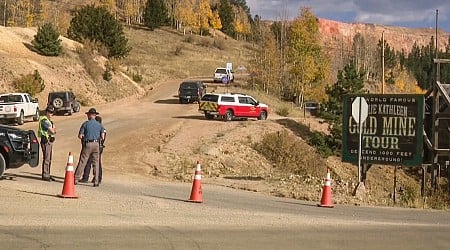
[233,6,250,40]
[287,7,329,104]
[176,0,196,35]
[197,0,212,35]
[209,10,222,36]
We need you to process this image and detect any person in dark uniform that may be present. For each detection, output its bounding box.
[38,105,56,182]
[74,108,106,187]
[80,115,106,184]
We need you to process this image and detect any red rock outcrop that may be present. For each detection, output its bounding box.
[318,18,449,53]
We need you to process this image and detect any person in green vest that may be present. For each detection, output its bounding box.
[38,105,56,182]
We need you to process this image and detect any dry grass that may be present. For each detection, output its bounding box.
[123,27,253,86]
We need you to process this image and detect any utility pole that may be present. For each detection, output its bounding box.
[435,9,439,82]
[381,31,385,94]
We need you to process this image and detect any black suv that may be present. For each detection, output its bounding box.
[47,91,81,115]
[178,81,206,104]
[0,125,39,177]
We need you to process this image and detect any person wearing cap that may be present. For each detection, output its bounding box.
[74,108,105,187]
[80,115,105,184]
[38,105,56,182]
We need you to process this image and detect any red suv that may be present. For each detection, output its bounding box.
[199,93,268,121]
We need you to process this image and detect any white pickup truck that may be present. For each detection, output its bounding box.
[0,93,40,125]
[213,67,234,83]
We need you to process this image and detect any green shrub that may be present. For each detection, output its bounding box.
[103,62,113,81]
[254,130,323,177]
[276,105,290,116]
[32,23,62,56]
[13,70,45,96]
[308,131,334,157]
[132,72,143,82]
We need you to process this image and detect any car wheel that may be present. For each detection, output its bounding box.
[0,153,5,178]
[68,106,73,116]
[258,111,267,120]
[17,111,24,125]
[33,108,40,121]
[52,98,63,108]
[224,110,234,122]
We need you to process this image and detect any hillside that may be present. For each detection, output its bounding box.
[0,24,447,208]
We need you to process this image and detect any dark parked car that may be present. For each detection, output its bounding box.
[0,125,39,177]
[304,101,321,116]
[178,81,206,104]
[47,91,81,115]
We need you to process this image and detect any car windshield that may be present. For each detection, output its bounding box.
[201,94,219,102]
[305,102,320,109]
[0,95,22,103]
[180,83,199,89]
[215,68,227,74]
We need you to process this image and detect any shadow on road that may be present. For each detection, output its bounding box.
[274,200,319,208]
[144,194,188,203]
[18,190,61,198]
[2,172,64,183]
[172,115,206,120]
[223,176,265,181]
[154,99,180,104]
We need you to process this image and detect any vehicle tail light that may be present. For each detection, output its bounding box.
[3,145,9,153]
[14,106,17,112]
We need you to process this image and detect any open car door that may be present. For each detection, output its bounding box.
[28,130,39,167]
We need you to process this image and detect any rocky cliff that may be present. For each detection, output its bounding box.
[318,18,449,53]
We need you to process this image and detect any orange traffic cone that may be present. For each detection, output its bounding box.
[318,168,333,208]
[57,152,78,198]
[188,160,203,203]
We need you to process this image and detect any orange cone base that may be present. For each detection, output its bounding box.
[318,186,333,208]
[58,172,78,198]
[187,181,203,203]
[187,199,202,203]
[57,194,78,199]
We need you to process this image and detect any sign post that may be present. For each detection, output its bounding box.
[351,97,368,183]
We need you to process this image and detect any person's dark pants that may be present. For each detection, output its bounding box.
[82,146,103,183]
[40,138,53,179]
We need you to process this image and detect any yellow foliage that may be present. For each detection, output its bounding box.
[197,0,212,31]
[210,10,222,31]
[394,71,424,94]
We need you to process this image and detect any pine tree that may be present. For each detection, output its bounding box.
[322,62,365,152]
[143,0,169,31]
[67,5,131,58]
[31,22,62,56]
[218,0,235,37]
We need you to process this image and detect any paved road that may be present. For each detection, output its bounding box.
[1,176,449,249]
